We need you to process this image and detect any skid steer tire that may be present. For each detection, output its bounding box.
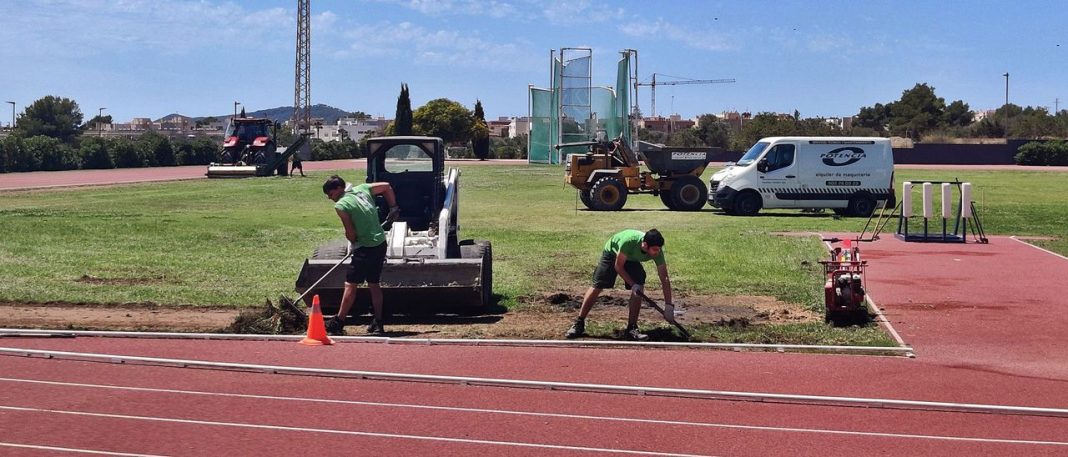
[588,176,627,211]
[668,175,707,211]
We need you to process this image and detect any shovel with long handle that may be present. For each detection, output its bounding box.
[287,221,391,317]
[635,290,691,339]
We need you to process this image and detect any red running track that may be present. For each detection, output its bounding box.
[0,159,527,192]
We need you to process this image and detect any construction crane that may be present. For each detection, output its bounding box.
[636,73,736,118]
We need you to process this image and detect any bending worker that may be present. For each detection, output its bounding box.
[322,175,400,335]
[566,228,674,341]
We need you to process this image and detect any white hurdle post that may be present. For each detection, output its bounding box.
[922,182,933,238]
[941,183,952,240]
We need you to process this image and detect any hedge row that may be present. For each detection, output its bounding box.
[0,133,221,173]
[1015,140,1068,166]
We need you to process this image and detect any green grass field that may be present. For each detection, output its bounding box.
[0,164,1064,344]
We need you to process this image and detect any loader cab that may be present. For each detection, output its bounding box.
[366,136,446,231]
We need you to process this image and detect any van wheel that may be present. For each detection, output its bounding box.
[659,192,677,210]
[734,192,762,216]
[668,175,707,211]
[848,194,876,217]
[589,177,627,211]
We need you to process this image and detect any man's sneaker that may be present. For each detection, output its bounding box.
[565,318,586,339]
[623,325,648,341]
[324,317,346,336]
[366,319,385,334]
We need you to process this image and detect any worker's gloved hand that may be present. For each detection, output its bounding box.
[386,206,401,223]
[630,283,644,296]
[663,303,676,324]
[348,241,357,254]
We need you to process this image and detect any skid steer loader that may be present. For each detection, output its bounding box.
[294,136,492,312]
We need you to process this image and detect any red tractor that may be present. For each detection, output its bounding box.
[819,241,869,326]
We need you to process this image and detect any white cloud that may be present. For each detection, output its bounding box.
[337,20,536,71]
[536,0,624,25]
[618,18,735,52]
[372,0,518,18]
[0,0,294,58]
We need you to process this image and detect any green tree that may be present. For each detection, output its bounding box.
[491,135,527,159]
[350,111,372,120]
[854,103,891,132]
[25,135,78,171]
[79,137,113,169]
[0,133,25,172]
[109,138,144,168]
[395,84,413,136]
[139,132,176,167]
[943,100,974,127]
[472,99,490,160]
[887,83,946,137]
[16,96,84,143]
[413,98,473,144]
[694,114,731,148]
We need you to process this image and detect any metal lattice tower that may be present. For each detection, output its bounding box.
[292,0,311,133]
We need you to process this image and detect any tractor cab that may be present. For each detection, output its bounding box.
[220,118,277,165]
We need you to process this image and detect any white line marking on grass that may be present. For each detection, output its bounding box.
[1009,236,1068,262]
[0,442,170,456]
[1,377,1066,447]
[0,405,713,457]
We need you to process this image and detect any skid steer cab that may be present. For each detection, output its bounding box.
[295,136,492,312]
[563,135,721,211]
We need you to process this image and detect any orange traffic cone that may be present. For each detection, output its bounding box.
[300,295,334,346]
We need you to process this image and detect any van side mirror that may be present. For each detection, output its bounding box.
[757,158,769,173]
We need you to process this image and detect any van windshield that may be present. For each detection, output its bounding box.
[736,142,769,166]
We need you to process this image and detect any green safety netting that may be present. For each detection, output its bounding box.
[529,52,631,164]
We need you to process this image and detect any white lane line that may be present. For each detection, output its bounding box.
[0,442,169,456]
[0,405,712,457]
[1009,236,1068,262]
[2,377,1065,447]
[3,347,1066,417]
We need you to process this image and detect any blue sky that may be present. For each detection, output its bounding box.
[1,0,1064,124]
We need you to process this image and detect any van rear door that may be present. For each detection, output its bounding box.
[757,142,800,208]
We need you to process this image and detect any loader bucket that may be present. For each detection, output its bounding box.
[295,256,490,313]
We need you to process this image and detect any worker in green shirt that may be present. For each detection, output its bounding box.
[321,175,400,335]
[566,228,674,341]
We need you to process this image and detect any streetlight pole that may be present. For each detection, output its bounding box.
[1003,73,1009,107]
[5,101,13,130]
[98,107,107,137]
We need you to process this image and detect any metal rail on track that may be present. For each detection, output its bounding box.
[0,346,1063,418]
[0,329,913,356]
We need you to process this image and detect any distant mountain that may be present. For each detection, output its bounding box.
[180,104,355,124]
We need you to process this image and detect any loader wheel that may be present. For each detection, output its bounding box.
[734,191,763,216]
[579,189,594,209]
[588,176,627,211]
[668,175,707,211]
[659,192,677,210]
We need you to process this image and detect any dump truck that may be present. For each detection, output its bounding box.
[206,117,309,178]
[563,136,722,211]
[294,136,492,312]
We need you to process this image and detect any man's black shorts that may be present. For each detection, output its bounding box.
[347,243,387,284]
[592,251,646,289]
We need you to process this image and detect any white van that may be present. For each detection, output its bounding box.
[709,137,894,216]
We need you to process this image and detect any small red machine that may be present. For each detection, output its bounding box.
[819,240,869,326]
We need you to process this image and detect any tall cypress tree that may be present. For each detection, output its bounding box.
[395,84,413,136]
[472,99,490,160]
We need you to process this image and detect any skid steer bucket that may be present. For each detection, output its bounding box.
[294,240,491,312]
